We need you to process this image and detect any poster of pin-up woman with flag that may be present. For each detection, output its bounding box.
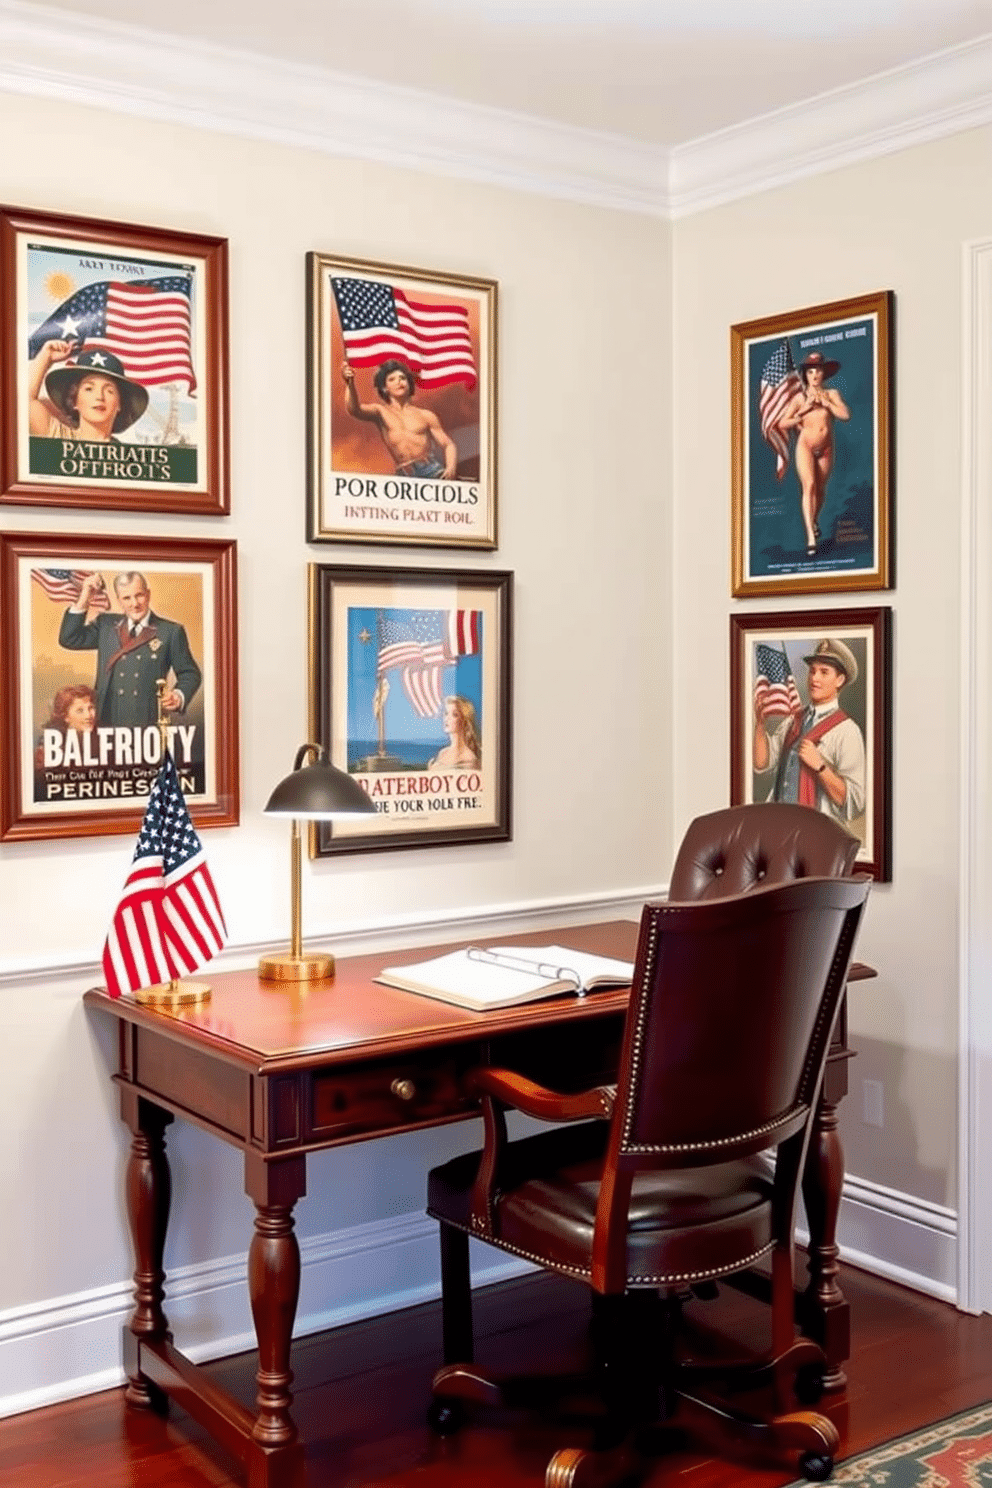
[309,565,512,854]
[0,205,229,515]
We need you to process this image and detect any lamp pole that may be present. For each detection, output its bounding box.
[259,743,374,984]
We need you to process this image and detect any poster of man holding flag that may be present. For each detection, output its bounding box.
[306,252,497,549]
[309,565,511,854]
[0,205,229,515]
[730,606,892,880]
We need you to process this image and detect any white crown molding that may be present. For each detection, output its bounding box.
[669,33,992,217]
[2,2,990,219]
[0,0,666,217]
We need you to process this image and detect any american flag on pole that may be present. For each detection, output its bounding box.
[758,339,801,479]
[102,751,226,1000]
[376,609,481,718]
[31,567,111,610]
[754,643,802,720]
[28,276,197,393]
[332,277,477,390]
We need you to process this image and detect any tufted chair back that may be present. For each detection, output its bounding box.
[668,803,859,902]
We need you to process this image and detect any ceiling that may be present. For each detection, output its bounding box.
[11,0,992,147]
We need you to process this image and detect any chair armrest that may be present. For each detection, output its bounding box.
[470,1066,616,1122]
[467,1068,615,1241]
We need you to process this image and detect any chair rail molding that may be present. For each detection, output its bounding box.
[0,883,661,987]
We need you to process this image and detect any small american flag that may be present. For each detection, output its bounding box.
[758,339,801,479]
[31,567,110,610]
[102,751,226,1000]
[332,277,476,390]
[376,609,481,718]
[28,276,196,393]
[754,643,802,719]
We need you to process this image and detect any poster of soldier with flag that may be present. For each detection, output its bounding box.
[309,565,511,853]
[306,253,497,549]
[0,205,229,515]
[730,291,892,598]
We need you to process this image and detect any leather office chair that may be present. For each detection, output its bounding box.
[427,875,870,1488]
[668,802,860,1327]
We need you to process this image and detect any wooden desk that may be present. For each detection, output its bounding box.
[84,920,867,1488]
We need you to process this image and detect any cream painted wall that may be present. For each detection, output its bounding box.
[671,124,992,1209]
[0,91,673,1313]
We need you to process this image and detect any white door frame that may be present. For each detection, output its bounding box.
[959,237,992,1313]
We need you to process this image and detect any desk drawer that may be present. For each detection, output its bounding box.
[308,1049,478,1142]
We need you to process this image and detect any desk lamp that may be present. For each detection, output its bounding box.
[259,743,375,983]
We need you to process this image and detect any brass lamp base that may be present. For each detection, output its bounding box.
[133,980,212,1007]
[258,951,335,983]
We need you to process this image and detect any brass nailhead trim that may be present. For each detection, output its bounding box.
[428,1219,774,1289]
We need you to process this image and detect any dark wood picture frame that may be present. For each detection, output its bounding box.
[309,563,511,854]
[0,532,239,842]
[0,204,229,516]
[306,252,497,549]
[730,606,892,880]
[731,290,893,597]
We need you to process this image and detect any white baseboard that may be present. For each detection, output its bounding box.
[0,1211,531,1421]
[833,1176,958,1303]
[0,1178,957,1420]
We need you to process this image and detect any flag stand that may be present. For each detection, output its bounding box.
[132,685,212,1007]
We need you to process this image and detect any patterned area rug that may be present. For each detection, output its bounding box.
[786,1401,992,1485]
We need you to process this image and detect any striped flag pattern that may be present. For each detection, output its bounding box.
[102,751,226,999]
[28,276,196,394]
[332,276,477,390]
[31,567,111,610]
[754,643,802,720]
[376,608,482,718]
[758,339,802,478]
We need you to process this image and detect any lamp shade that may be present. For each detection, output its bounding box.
[264,744,376,820]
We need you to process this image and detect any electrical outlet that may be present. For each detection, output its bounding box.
[863,1078,884,1128]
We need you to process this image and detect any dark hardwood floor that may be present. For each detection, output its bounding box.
[5,1262,992,1487]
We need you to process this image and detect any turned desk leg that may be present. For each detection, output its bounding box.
[802,1091,849,1393]
[245,1152,307,1488]
[120,1091,173,1410]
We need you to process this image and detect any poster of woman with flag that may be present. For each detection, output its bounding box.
[309,565,511,854]
[306,252,497,549]
[0,205,229,515]
[730,291,892,598]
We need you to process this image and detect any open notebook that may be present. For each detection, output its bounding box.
[375,944,635,1011]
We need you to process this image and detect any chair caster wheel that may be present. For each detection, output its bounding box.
[800,1451,833,1481]
[427,1398,465,1435]
[795,1363,825,1404]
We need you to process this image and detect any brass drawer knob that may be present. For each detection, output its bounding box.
[391,1078,416,1101]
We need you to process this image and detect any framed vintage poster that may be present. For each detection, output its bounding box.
[730,606,892,880]
[730,291,893,597]
[306,252,497,548]
[309,564,511,854]
[0,204,229,515]
[0,532,239,842]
